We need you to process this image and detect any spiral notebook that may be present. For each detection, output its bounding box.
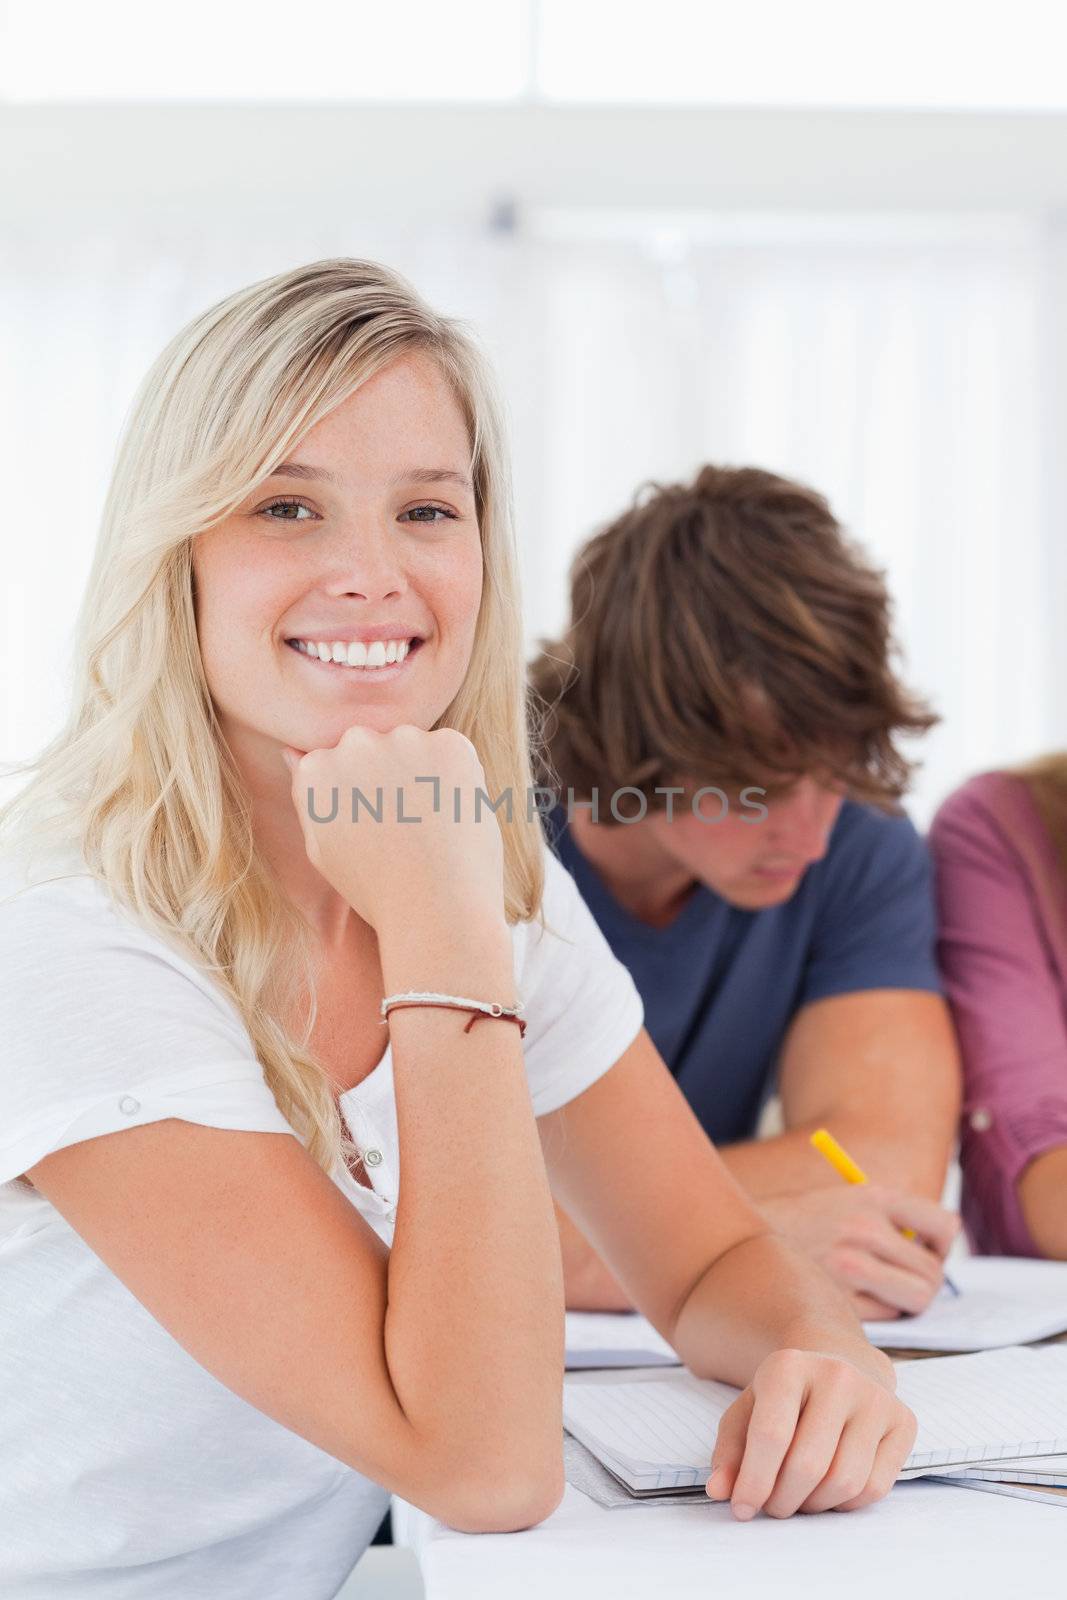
[562,1346,1067,1498]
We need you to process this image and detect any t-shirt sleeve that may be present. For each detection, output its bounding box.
[516,846,645,1116]
[799,805,943,1007]
[0,878,300,1187]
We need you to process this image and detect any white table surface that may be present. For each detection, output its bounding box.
[392,1361,1067,1600]
[394,1474,1066,1600]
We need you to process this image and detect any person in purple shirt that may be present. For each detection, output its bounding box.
[929,759,1067,1259]
[529,464,963,1320]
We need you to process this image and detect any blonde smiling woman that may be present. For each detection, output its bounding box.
[0,259,915,1597]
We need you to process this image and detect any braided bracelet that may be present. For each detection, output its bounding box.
[380,990,527,1039]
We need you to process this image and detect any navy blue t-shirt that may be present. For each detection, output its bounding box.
[543,800,942,1146]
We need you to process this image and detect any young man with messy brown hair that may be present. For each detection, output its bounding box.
[529,464,962,1321]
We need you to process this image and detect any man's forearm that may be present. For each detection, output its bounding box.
[718,1119,949,1202]
[556,1114,952,1309]
[554,1200,633,1310]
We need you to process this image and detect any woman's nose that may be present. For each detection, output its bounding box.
[326,519,407,600]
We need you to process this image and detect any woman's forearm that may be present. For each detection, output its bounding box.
[671,1231,895,1391]
[1017,1144,1067,1258]
[378,912,566,1505]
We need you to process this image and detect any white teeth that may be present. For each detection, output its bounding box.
[292,637,416,670]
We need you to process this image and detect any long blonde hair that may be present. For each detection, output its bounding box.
[0,258,546,1176]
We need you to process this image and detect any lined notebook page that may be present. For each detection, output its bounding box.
[564,1371,735,1491]
[562,1347,1067,1494]
[863,1255,1067,1351]
[896,1347,1067,1468]
[865,1287,1067,1351]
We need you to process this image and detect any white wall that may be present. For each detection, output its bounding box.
[4,103,1067,823]
[7,104,1067,218]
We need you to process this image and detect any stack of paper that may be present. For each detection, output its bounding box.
[562,1346,1067,1507]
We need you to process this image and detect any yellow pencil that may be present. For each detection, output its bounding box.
[809,1128,961,1298]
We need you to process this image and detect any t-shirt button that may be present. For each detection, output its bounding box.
[969,1107,993,1132]
[118,1095,141,1115]
[364,1148,384,1167]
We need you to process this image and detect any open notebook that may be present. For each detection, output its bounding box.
[562,1346,1067,1499]
[862,1255,1067,1352]
[564,1258,1067,1366]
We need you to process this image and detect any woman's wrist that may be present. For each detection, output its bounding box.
[779,1320,897,1390]
[378,907,515,999]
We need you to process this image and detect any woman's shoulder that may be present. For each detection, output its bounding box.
[0,844,277,1196]
[513,838,642,1014]
[514,839,590,959]
[927,769,1063,901]
[508,839,644,1113]
[1,844,158,961]
[0,842,248,1037]
[934,767,1030,814]
[0,843,114,946]
[927,771,1049,851]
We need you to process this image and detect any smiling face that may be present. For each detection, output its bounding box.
[191,351,483,774]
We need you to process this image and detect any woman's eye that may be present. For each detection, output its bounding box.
[259,498,315,522]
[399,505,457,524]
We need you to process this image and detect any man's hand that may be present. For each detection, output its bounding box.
[759,1186,961,1320]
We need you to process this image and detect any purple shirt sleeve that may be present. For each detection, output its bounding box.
[928,773,1067,1257]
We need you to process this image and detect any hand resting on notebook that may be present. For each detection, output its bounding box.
[704,1348,914,1517]
[543,1031,919,1521]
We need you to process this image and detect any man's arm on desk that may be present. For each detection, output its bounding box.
[555,1195,632,1311]
[722,990,960,1196]
[555,991,963,1318]
[721,990,962,1318]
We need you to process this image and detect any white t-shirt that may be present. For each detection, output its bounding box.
[0,842,643,1600]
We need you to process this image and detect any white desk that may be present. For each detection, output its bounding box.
[393,1350,1067,1600]
[394,1475,1065,1600]
[394,1277,1067,1600]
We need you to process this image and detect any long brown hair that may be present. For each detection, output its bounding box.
[529,463,936,817]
